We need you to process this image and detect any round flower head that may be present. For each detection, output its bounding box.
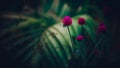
[98,23,106,32]
[62,16,72,26]
[76,35,84,41]
[78,17,85,25]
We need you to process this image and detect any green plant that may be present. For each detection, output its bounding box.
[0,0,111,68]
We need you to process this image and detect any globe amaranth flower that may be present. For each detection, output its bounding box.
[62,16,72,26]
[98,23,106,32]
[78,17,85,25]
[76,35,84,41]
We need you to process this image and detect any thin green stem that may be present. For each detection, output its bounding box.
[67,26,74,56]
[52,27,74,57]
[81,25,86,60]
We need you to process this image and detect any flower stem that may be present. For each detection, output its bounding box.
[67,26,74,55]
[81,25,86,61]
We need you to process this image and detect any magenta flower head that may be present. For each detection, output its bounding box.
[78,17,85,25]
[76,35,84,41]
[98,23,107,33]
[62,16,72,26]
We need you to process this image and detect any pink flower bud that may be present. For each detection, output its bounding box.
[78,17,85,25]
[62,16,72,26]
[98,23,107,33]
[76,35,84,41]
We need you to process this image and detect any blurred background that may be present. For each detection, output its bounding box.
[0,0,120,68]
